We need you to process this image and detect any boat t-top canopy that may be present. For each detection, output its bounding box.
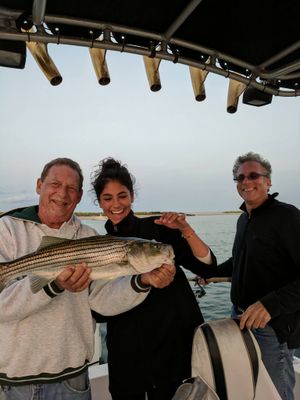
[0,0,300,112]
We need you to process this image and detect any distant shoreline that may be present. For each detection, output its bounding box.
[76,211,242,221]
[0,210,242,219]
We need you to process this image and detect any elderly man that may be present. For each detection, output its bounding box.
[0,158,175,400]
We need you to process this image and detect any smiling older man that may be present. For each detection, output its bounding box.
[0,158,158,400]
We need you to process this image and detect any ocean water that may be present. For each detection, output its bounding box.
[83,213,239,321]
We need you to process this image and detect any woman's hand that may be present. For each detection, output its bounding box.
[154,212,191,233]
[155,212,211,262]
[140,264,176,289]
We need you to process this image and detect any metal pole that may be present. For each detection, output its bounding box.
[32,0,47,25]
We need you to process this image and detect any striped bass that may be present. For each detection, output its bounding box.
[0,235,175,293]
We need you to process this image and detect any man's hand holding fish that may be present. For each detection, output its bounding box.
[140,263,176,289]
[54,262,92,292]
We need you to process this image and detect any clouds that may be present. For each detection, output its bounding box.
[0,190,37,208]
[1,46,300,213]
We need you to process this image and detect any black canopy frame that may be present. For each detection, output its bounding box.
[1,0,300,97]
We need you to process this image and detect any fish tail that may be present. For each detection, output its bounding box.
[0,262,8,292]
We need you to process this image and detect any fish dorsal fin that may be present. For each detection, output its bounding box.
[37,236,72,251]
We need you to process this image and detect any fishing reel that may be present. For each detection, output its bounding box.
[190,276,206,299]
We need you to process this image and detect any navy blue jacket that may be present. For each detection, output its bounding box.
[217,193,300,348]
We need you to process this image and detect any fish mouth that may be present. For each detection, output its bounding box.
[167,247,175,263]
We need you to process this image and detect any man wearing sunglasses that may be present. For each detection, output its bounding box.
[210,152,300,400]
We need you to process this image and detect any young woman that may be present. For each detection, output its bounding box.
[91,158,216,400]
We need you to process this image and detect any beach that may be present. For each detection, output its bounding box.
[76,211,242,221]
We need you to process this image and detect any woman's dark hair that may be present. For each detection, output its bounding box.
[91,157,136,199]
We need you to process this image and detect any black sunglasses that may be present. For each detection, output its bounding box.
[233,172,268,182]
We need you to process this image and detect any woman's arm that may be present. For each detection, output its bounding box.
[154,212,211,263]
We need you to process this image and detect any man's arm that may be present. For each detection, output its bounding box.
[0,278,54,323]
[89,263,176,316]
[89,276,151,316]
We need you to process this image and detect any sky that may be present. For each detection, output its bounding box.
[1,44,300,213]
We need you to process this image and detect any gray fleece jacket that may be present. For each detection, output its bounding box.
[0,206,149,385]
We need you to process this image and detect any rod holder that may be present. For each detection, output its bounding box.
[189,66,208,101]
[89,48,110,85]
[143,56,161,92]
[227,79,247,113]
[26,41,62,86]
[32,0,47,25]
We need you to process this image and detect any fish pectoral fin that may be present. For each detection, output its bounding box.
[29,275,52,293]
[37,236,73,251]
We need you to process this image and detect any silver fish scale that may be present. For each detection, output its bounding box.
[0,235,135,283]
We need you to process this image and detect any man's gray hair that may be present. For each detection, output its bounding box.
[232,152,272,178]
[40,158,83,190]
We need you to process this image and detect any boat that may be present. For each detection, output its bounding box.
[1,1,300,398]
